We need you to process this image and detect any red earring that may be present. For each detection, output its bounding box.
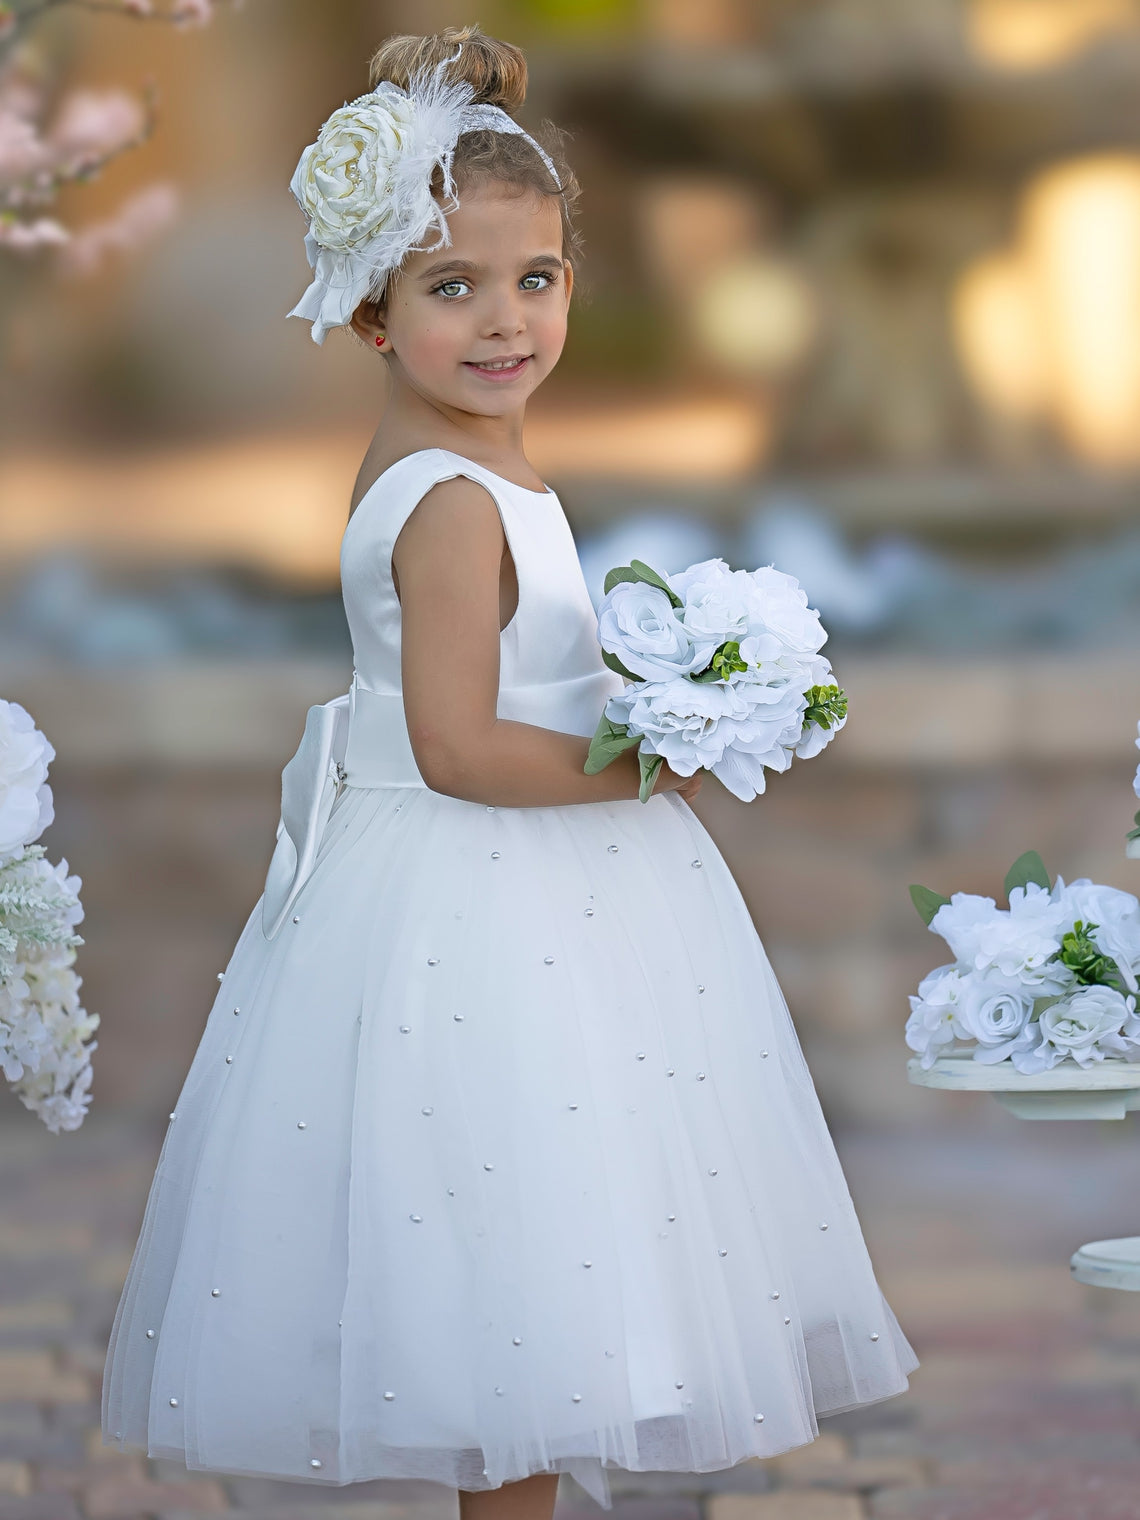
[375,334,385,347]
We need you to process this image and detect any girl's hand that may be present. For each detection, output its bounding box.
[658,762,703,802]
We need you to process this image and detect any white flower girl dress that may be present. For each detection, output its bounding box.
[102,447,919,1510]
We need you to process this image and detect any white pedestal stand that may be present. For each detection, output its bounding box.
[907,1054,1140,1290]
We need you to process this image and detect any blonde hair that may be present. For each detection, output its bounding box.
[365,24,584,302]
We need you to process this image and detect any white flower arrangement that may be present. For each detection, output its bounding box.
[906,850,1140,1075]
[0,700,97,1132]
[583,556,847,802]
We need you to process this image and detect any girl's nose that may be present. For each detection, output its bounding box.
[481,293,527,338]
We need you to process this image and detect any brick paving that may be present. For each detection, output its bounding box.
[3,1098,1140,1520]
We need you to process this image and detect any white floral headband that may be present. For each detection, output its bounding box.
[286,48,560,345]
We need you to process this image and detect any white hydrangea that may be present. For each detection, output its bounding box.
[0,700,95,1132]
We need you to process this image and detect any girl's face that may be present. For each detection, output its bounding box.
[359,180,573,417]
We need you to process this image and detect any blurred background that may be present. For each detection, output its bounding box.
[4,2,1140,1517]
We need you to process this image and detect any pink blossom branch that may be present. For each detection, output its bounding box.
[0,0,229,42]
[0,211,65,247]
[0,81,158,210]
[54,178,177,275]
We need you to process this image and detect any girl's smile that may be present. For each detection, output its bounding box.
[464,354,533,381]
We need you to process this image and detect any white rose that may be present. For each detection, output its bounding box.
[1035,985,1138,1068]
[951,976,1037,1061]
[596,581,711,680]
[290,88,420,255]
[0,700,55,858]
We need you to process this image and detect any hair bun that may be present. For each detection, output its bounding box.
[368,23,527,116]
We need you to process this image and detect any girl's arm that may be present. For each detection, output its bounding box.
[393,476,700,808]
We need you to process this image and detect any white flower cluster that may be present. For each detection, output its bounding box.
[0,700,96,1132]
[588,557,846,802]
[1134,719,1140,801]
[906,874,1140,1075]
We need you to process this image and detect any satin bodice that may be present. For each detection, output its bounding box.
[338,447,624,787]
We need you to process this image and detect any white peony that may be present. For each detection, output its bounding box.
[1134,719,1140,800]
[606,674,807,802]
[929,892,1068,989]
[743,565,828,655]
[1029,985,1140,1071]
[1054,876,1140,993]
[597,581,712,680]
[667,558,747,646]
[0,701,55,858]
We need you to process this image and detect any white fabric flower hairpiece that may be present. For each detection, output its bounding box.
[286,49,560,344]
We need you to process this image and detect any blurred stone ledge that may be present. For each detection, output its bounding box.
[1,654,1137,769]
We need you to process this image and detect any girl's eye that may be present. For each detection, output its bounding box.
[431,270,558,298]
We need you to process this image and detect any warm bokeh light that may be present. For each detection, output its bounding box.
[952,252,1047,418]
[691,254,818,378]
[636,176,763,299]
[0,398,770,583]
[1025,156,1140,464]
[954,154,1140,466]
[966,0,1139,70]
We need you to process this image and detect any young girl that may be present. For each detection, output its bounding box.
[102,24,918,1518]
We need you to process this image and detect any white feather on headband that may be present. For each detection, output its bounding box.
[286,55,560,345]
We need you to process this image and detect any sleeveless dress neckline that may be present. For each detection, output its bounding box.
[350,446,554,528]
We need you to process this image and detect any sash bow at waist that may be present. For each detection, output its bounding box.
[261,667,620,939]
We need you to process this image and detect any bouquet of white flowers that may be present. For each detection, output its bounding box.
[583,557,847,802]
[0,700,97,1132]
[906,851,1140,1075]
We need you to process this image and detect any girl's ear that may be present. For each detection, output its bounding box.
[563,259,574,306]
[350,299,387,347]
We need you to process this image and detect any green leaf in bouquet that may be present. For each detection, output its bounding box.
[909,884,951,926]
[638,751,664,803]
[602,566,640,595]
[802,684,848,731]
[1058,919,1125,990]
[600,647,642,682]
[1128,808,1140,842]
[1003,850,1051,899]
[583,714,642,775]
[692,639,750,683]
[628,559,684,609]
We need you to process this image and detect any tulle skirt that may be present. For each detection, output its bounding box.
[101,783,918,1509]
